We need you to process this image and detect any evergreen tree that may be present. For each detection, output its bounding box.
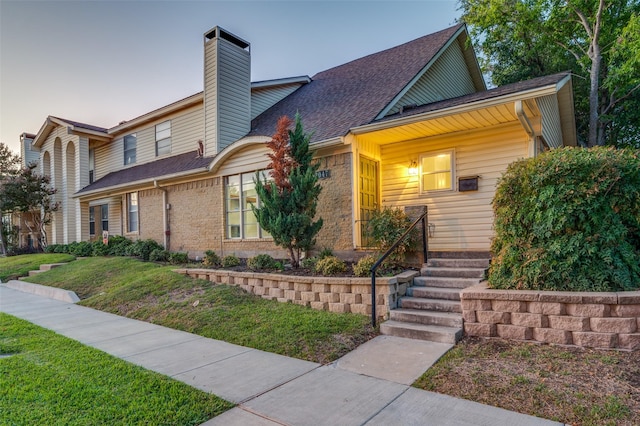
[253,114,323,267]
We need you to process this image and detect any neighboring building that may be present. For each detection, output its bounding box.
[21,24,576,259]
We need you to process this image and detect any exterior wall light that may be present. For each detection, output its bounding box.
[428,222,436,238]
[408,160,418,176]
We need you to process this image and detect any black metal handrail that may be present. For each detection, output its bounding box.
[369,207,428,327]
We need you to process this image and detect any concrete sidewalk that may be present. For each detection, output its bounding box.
[0,283,562,425]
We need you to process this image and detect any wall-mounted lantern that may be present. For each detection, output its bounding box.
[408,160,419,176]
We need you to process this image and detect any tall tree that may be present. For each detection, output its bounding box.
[460,0,640,147]
[0,143,21,255]
[2,164,59,250]
[253,114,323,268]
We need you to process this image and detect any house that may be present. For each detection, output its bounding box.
[20,24,576,260]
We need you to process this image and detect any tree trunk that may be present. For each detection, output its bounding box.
[588,45,601,147]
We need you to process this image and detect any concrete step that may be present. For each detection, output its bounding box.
[380,320,462,344]
[28,270,44,277]
[389,309,463,328]
[426,258,490,269]
[420,267,486,279]
[413,276,480,289]
[399,297,461,313]
[407,286,461,301]
[39,263,68,271]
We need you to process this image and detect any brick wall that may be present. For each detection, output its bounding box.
[176,268,418,319]
[461,283,640,351]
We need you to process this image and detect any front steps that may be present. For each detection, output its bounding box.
[380,256,490,344]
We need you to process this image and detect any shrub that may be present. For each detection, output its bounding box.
[70,241,93,257]
[318,247,333,259]
[107,235,133,256]
[149,249,169,262]
[490,147,640,292]
[353,255,376,277]
[222,254,240,268]
[130,239,164,261]
[203,250,221,268]
[367,207,418,265]
[315,255,346,275]
[45,244,59,253]
[301,256,318,269]
[247,254,278,270]
[169,252,189,265]
[91,240,110,257]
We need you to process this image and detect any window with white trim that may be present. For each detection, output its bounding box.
[127,192,139,233]
[155,121,171,156]
[225,172,271,239]
[420,150,455,192]
[124,133,137,165]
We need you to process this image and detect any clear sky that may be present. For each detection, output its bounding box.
[0,0,461,154]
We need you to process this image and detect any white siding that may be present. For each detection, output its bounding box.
[387,41,477,116]
[251,84,303,119]
[379,123,529,251]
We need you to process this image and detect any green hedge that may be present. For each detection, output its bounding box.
[490,147,640,292]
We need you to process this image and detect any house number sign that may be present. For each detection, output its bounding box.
[316,170,331,179]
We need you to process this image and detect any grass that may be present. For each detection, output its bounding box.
[414,337,640,425]
[21,256,376,363]
[0,313,233,425]
[0,253,75,281]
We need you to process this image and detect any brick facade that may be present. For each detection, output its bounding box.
[461,283,640,351]
[135,153,357,261]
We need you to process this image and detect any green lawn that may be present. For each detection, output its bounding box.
[20,256,375,363]
[0,253,75,281]
[0,313,233,425]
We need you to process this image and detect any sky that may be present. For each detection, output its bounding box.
[0,0,461,154]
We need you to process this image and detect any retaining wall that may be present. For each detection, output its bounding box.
[175,268,419,318]
[461,283,640,351]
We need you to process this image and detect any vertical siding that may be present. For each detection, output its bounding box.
[251,84,303,119]
[387,42,477,116]
[537,95,562,148]
[379,123,529,251]
[204,36,251,154]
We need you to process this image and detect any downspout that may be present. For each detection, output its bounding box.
[515,100,536,156]
[154,180,170,250]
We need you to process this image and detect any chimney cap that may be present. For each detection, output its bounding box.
[204,26,250,51]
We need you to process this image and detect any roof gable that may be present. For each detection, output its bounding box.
[249,24,465,143]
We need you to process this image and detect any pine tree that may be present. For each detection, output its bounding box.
[253,114,323,267]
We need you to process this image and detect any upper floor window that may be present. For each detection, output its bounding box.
[155,121,171,156]
[225,171,270,239]
[127,192,139,233]
[124,134,137,165]
[420,150,455,192]
[88,148,95,184]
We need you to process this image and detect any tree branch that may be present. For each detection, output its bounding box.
[601,82,640,115]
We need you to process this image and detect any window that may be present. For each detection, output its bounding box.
[420,150,454,192]
[89,204,108,236]
[101,205,109,232]
[225,172,270,239]
[89,148,95,184]
[155,121,171,156]
[124,134,137,165]
[127,192,139,233]
[89,207,95,235]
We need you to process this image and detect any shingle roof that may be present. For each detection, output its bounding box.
[51,116,108,133]
[249,24,464,142]
[77,150,212,194]
[375,72,572,123]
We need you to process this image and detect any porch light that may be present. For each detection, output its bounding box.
[428,222,436,238]
[408,160,418,176]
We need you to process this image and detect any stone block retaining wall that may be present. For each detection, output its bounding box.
[461,283,640,351]
[175,268,419,318]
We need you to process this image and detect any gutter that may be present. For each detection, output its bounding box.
[515,100,535,137]
[154,180,170,251]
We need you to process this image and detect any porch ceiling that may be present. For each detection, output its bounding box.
[354,102,525,145]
